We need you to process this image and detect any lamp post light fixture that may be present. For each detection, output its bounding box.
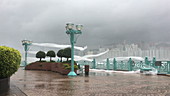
[66,22,83,76]
[22,40,32,68]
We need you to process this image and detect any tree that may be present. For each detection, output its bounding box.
[57,49,64,62]
[36,51,46,61]
[46,50,56,61]
[63,47,71,61]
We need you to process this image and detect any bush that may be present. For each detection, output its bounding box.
[62,60,77,64]
[63,64,78,70]
[0,46,21,79]
[36,51,46,61]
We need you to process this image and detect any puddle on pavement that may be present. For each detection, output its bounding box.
[11,68,170,93]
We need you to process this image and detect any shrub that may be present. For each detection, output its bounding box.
[46,50,56,61]
[0,46,21,79]
[36,51,46,61]
[62,60,77,64]
[63,64,78,70]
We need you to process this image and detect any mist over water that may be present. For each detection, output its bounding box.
[32,43,87,51]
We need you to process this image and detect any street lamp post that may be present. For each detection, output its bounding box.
[22,40,32,68]
[65,23,83,76]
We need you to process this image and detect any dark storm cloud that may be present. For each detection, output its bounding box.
[0,0,170,51]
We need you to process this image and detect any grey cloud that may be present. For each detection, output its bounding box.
[0,0,170,51]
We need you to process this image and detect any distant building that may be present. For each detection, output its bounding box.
[85,42,170,61]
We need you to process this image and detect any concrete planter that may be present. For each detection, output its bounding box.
[25,62,77,75]
[0,78,10,94]
[25,62,52,71]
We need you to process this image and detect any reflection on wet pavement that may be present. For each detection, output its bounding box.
[10,68,170,96]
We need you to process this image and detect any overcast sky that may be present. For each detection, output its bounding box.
[0,0,170,51]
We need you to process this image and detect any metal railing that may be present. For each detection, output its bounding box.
[77,57,170,74]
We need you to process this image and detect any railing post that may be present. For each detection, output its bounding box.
[106,58,110,70]
[121,61,123,70]
[167,61,170,74]
[145,57,149,66]
[140,61,143,68]
[92,58,96,69]
[152,57,156,68]
[129,58,132,71]
[113,58,117,70]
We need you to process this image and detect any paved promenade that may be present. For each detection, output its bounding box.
[2,68,170,96]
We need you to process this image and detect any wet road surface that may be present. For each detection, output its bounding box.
[7,68,170,96]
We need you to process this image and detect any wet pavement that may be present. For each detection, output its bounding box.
[3,68,170,96]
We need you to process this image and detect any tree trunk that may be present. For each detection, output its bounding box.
[60,57,62,62]
[67,58,68,61]
[50,57,52,61]
[40,58,42,61]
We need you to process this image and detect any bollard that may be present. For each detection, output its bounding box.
[152,57,156,68]
[145,57,149,65]
[85,65,89,76]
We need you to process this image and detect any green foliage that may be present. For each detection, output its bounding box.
[63,47,71,61]
[46,50,56,57]
[46,50,56,61]
[63,64,69,68]
[57,49,64,62]
[57,48,72,62]
[63,64,78,70]
[36,51,46,61]
[0,46,21,79]
[62,60,77,64]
